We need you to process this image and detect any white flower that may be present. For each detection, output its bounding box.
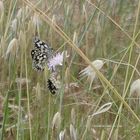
[48,51,69,71]
[130,79,140,97]
[79,60,104,85]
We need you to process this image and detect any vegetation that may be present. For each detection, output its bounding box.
[0,0,140,139]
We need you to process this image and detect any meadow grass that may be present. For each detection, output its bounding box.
[0,0,140,139]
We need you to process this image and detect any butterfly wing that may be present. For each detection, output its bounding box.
[31,37,53,71]
[47,79,58,94]
[32,52,48,71]
[47,73,60,94]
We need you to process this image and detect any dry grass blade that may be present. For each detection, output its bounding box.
[91,102,112,117]
[23,0,140,123]
[0,96,3,124]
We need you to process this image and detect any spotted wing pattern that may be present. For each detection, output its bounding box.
[47,73,60,94]
[31,37,53,71]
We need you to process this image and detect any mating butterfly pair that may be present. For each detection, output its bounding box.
[31,37,59,94]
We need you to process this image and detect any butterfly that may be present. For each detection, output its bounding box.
[47,73,60,94]
[31,37,53,71]
[31,37,61,94]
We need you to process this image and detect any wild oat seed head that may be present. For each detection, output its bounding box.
[71,108,76,125]
[130,79,140,97]
[11,18,18,32]
[5,38,18,58]
[82,4,86,15]
[0,1,4,14]
[25,6,30,15]
[52,112,61,130]
[59,129,66,140]
[32,13,42,27]
[52,15,56,24]
[79,59,104,82]
[17,8,23,19]
[91,102,112,117]
[70,124,77,140]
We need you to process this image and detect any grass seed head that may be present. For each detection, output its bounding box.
[32,13,42,28]
[52,112,61,130]
[0,1,4,14]
[11,18,18,32]
[79,59,104,83]
[5,38,18,59]
[130,79,140,97]
[71,108,76,125]
[17,8,23,19]
[70,124,77,140]
[59,129,66,140]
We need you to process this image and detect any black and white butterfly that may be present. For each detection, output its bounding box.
[31,37,60,94]
[47,78,58,94]
[47,73,60,94]
[31,37,53,71]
